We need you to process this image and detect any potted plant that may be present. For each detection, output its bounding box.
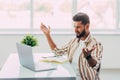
[21,34,38,47]
[16,34,39,53]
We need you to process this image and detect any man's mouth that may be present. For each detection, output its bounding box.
[76,33,80,36]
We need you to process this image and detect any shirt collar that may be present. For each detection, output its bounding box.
[81,33,92,46]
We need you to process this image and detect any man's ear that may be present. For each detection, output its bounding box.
[85,23,89,30]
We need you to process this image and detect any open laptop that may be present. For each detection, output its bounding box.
[16,43,56,72]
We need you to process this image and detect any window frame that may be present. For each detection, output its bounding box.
[0,0,119,35]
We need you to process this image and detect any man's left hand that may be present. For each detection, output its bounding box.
[82,46,96,58]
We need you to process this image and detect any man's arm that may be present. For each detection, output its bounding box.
[40,23,56,50]
[82,46,97,67]
[40,23,73,56]
[85,54,97,67]
[83,43,103,68]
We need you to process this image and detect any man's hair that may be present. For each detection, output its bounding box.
[73,12,90,25]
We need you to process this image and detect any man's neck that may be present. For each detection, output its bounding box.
[81,32,90,41]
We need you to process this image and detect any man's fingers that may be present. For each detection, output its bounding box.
[83,47,96,53]
[82,48,86,53]
[40,23,44,29]
[90,46,96,52]
[41,23,46,28]
[41,22,44,27]
[48,26,51,30]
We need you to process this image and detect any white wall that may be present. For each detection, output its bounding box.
[0,34,120,69]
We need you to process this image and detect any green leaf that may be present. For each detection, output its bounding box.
[21,34,38,47]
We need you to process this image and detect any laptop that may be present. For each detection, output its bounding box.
[16,43,56,72]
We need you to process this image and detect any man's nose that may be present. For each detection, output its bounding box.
[75,27,78,32]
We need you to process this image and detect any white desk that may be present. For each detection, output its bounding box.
[0,53,76,80]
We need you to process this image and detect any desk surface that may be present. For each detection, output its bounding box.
[0,53,76,80]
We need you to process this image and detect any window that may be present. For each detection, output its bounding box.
[0,0,119,34]
[0,0,30,29]
[77,0,116,30]
[33,0,72,30]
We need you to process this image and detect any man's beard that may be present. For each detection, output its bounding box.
[76,29,86,38]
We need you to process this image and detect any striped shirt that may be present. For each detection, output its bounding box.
[52,34,103,80]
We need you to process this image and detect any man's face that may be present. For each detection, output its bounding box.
[74,21,86,38]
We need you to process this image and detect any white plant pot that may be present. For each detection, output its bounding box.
[16,43,40,54]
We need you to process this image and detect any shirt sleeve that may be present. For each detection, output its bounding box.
[52,38,76,56]
[92,42,103,70]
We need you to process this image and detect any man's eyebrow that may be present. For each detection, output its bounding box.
[74,26,80,28]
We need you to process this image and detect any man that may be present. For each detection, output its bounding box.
[40,12,103,80]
